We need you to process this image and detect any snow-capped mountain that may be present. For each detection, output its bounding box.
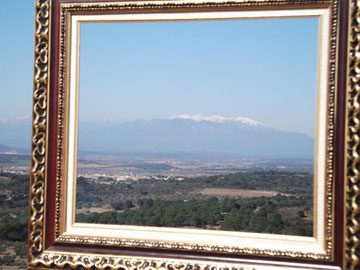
[77,116,313,158]
[0,115,314,158]
[169,114,265,127]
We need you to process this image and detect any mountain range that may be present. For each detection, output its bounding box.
[0,117,31,153]
[78,115,314,159]
[0,115,314,158]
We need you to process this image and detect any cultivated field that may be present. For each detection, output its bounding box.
[199,188,278,197]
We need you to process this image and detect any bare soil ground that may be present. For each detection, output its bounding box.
[199,188,278,197]
[1,266,24,270]
[3,248,14,256]
[76,206,112,214]
[0,247,26,270]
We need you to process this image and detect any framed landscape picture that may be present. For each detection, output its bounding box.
[28,0,359,269]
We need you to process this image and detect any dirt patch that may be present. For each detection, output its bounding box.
[3,248,14,256]
[0,247,26,270]
[1,266,24,270]
[0,176,10,183]
[199,188,278,198]
[76,206,112,214]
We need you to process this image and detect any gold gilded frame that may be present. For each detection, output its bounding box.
[29,0,357,269]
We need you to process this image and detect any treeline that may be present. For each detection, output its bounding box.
[76,170,314,208]
[0,214,27,242]
[0,173,29,233]
[0,154,29,165]
[77,195,313,236]
[181,171,313,196]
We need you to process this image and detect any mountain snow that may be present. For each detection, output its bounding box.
[169,114,265,127]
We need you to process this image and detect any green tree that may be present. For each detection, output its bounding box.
[111,201,124,210]
[298,210,306,218]
[125,200,134,209]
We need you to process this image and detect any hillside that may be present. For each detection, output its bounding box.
[76,170,313,236]
[0,173,29,269]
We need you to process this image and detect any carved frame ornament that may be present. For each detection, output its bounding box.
[28,0,358,269]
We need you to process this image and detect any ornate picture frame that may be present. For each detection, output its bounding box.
[29,0,358,269]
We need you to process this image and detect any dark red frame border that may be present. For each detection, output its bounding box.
[44,0,349,268]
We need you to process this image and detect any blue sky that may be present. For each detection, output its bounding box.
[0,1,319,137]
[0,0,34,120]
[79,18,319,136]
